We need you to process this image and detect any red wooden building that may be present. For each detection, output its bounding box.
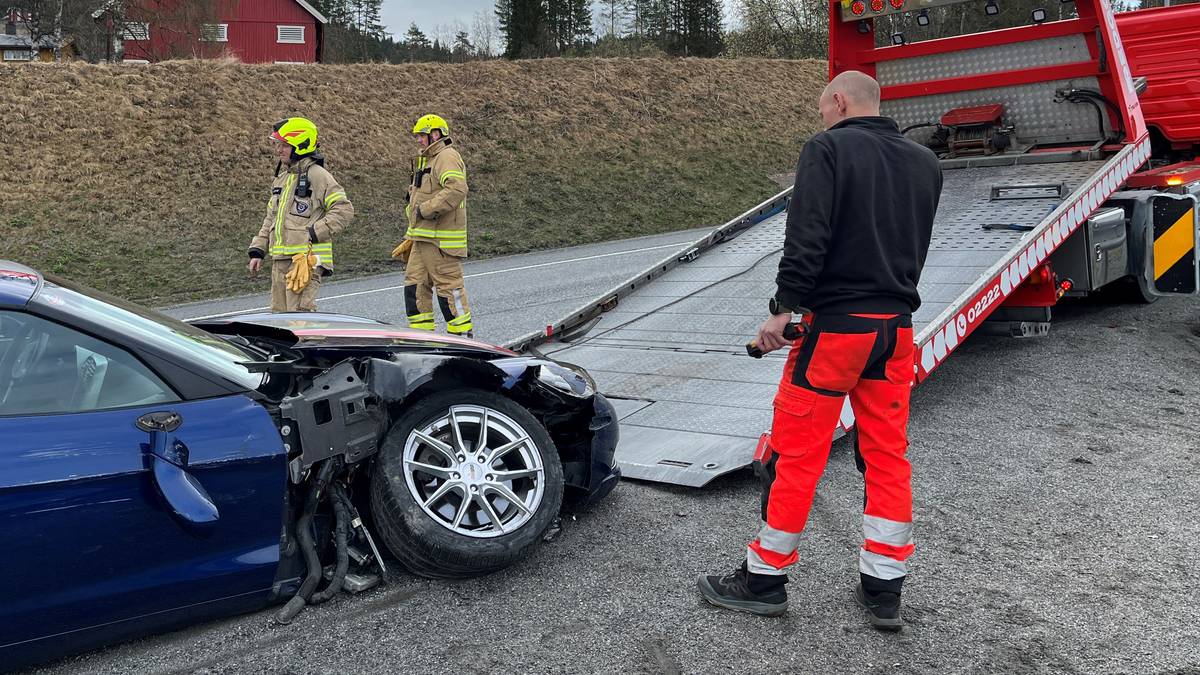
[108,0,327,64]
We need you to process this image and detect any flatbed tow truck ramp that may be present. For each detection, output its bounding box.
[509,0,1200,488]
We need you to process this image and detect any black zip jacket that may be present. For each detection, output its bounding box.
[775,116,942,315]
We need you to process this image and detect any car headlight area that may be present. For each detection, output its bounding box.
[535,361,596,398]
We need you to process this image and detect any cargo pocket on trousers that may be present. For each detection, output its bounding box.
[773,381,817,418]
[804,331,876,393]
[771,385,816,456]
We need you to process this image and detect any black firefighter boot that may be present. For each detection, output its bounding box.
[854,573,905,631]
[697,562,788,617]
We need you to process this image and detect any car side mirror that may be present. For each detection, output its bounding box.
[137,411,219,528]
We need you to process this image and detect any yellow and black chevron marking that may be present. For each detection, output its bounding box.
[1152,195,1198,294]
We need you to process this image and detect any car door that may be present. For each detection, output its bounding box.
[0,310,288,666]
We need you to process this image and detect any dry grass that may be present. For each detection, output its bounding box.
[0,58,827,304]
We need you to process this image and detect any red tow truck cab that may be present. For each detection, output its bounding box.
[1116,3,1200,152]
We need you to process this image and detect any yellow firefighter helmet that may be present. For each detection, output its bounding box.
[271,117,318,156]
[412,114,450,137]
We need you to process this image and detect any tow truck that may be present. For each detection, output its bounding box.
[509,0,1200,487]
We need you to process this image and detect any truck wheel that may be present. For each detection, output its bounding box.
[369,389,564,579]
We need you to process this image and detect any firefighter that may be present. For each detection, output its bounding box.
[248,117,354,312]
[697,71,943,630]
[392,114,473,337]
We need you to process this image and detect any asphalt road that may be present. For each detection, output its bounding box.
[35,238,1200,674]
[163,228,716,346]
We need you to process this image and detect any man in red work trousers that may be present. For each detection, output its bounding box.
[698,71,942,630]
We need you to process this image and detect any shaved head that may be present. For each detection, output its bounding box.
[818,70,882,128]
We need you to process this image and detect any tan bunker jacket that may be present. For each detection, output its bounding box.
[250,156,354,270]
[406,137,468,257]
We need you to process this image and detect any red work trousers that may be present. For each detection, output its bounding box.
[747,313,916,581]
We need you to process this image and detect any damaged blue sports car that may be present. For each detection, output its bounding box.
[0,261,619,671]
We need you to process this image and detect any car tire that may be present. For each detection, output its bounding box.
[369,389,564,579]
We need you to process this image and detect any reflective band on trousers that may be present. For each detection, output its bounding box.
[447,312,472,333]
[860,549,908,580]
[863,515,913,547]
[746,546,788,576]
[756,523,803,555]
[407,311,435,331]
[746,523,802,575]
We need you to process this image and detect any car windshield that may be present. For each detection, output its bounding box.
[33,274,264,391]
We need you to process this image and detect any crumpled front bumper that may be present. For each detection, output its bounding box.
[572,393,621,505]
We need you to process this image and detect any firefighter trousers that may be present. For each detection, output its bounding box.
[403,240,473,334]
[269,259,321,312]
[748,313,915,584]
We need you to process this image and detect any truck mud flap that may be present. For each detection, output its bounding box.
[1146,193,1199,295]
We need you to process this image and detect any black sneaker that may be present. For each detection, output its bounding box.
[697,563,788,617]
[854,582,904,631]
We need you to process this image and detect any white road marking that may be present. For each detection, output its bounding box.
[183,242,687,321]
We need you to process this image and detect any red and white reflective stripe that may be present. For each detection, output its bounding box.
[915,137,1152,383]
[747,523,804,573]
[747,544,796,575]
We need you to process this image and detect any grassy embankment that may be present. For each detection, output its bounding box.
[1,57,827,304]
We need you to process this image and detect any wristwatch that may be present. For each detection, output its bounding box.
[768,297,793,316]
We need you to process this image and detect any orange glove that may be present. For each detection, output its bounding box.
[391,239,413,263]
[285,245,318,293]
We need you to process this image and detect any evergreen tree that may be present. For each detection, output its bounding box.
[361,0,385,40]
[405,22,430,61]
[499,0,550,58]
[568,0,593,48]
[495,0,514,52]
[453,30,474,57]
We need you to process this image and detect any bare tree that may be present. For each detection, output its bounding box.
[472,9,499,57]
[431,22,452,55]
[9,0,65,59]
[727,0,826,58]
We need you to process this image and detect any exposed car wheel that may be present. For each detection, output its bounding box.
[370,389,564,579]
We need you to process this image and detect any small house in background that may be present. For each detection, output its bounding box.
[2,9,76,62]
[93,0,327,64]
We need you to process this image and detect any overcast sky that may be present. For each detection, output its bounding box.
[381,0,496,39]
[379,1,739,43]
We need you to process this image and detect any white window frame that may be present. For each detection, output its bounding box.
[200,23,228,42]
[3,49,32,61]
[276,25,305,44]
[122,22,150,41]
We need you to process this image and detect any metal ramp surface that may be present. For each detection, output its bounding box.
[534,157,1110,487]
